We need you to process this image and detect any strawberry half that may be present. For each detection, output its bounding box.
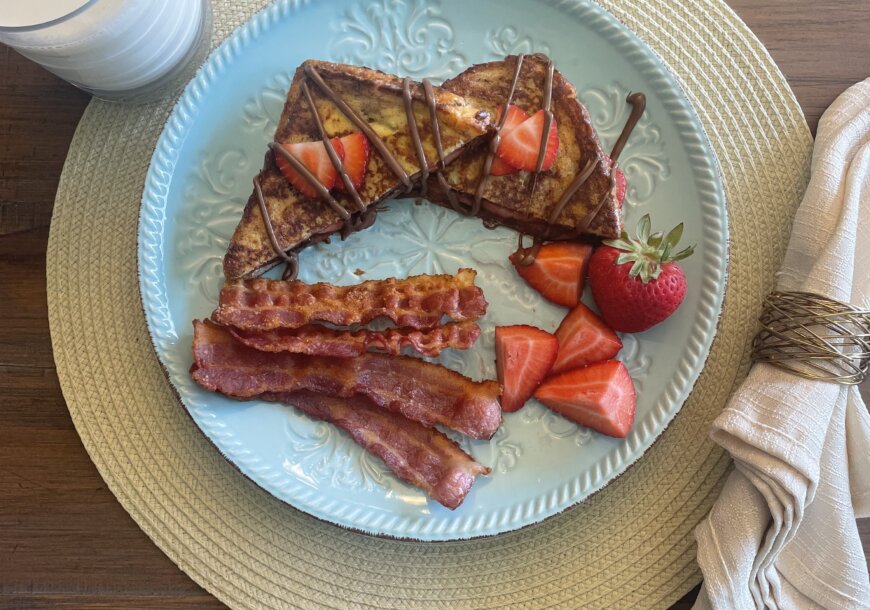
[334,132,371,192]
[509,242,593,308]
[552,303,623,374]
[489,155,520,177]
[614,167,627,206]
[496,109,559,172]
[490,104,529,176]
[535,360,636,438]
[498,104,530,132]
[275,137,344,199]
[603,155,627,206]
[495,325,559,413]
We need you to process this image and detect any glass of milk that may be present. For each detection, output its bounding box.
[0,0,212,102]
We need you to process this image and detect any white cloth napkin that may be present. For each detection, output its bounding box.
[693,79,870,610]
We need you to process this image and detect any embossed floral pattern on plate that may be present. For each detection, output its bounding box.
[329,0,465,81]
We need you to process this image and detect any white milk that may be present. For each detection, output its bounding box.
[0,0,207,95]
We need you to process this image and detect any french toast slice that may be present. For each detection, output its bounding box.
[427,54,622,240]
[224,60,493,279]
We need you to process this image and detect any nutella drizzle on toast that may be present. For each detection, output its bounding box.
[304,64,412,189]
[254,57,645,279]
[421,78,462,211]
[402,77,430,197]
[253,177,301,279]
[515,89,646,265]
[472,54,526,217]
[530,58,555,197]
[256,64,415,279]
[570,91,646,237]
[610,92,646,164]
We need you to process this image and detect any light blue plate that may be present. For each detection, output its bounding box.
[139,0,727,540]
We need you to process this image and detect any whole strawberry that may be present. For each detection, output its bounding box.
[588,215,694,333]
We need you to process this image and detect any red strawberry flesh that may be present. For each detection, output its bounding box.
[275,138,344,199]
[489,105,529,176]
[509,242,593,308]
[535,360,636,438]
[495,325,559,413]
[552,303,622,374]
[496,109,559,172]
[497,104,529,133]
[588,215,694,333]
[614,167,627,205]
[490,156,520,176]
[334,132,371,192]
[588,246,688,333]
[602,155,627,206]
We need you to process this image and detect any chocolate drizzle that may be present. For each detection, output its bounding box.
[300,80,365,214]
[269,141,346,218]
[609,92,646,164]
[530,58,555,197]
[402,77,430,197]
[471,54,526,217]
[516,90,646,264]
[422,79,461,212]
[300,77,377,237]
[256,59,646,281]
[303,64,412,190]
[506,55,560,264]
[572,170,613,238]
[253,176,299,280]
[259,65,427,279]
[514,156,599,265]
[572,91,646,237]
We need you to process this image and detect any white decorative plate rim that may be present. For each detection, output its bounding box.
[138,0,728,540]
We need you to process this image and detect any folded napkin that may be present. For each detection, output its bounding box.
[694,79,870,610]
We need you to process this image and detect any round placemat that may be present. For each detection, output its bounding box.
[47,0,813,608]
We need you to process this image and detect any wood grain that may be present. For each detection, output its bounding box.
[0,2,867,608]
[730,0,870,135]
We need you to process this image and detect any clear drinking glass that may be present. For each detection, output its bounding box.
[0,0,212,103]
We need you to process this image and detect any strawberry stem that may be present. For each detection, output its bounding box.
[603,214,695,283]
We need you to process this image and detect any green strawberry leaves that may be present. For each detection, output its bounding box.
[603,214,695,284]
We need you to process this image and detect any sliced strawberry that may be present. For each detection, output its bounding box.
[497,104,529,133]
[552,303,622,374]
[495,109,559,172]
[614,167,627,205]
[535,360,636,438]
[275,137,344,199]
[509,242,593,307]
[602,155,627,206]
[490,105,529,176]
[490,156,520,176]
[334,132,371,192]
[495,325,559,413]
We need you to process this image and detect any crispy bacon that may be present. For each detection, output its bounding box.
[211,269,488,331]
[191,320,502,439]
[261,391,489,509]
[226,321,481,358]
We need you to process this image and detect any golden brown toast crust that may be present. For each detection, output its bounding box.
[428,54,622,240]
[224,60,492,279]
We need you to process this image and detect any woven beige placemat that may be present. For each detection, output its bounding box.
[47,0,812,608]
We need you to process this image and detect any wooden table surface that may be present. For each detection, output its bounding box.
[1,1,868,608]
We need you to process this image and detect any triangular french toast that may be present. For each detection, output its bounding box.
[426,54,622,240]
[223,60,493,279]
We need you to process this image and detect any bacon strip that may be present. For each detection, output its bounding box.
[211,269,488,331]
[261,391,489,509]
[226,321,481,358]
[191,320,502,439]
